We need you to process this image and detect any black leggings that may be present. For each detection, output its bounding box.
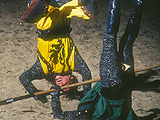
[100,0,143,98]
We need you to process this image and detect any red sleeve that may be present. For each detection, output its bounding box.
[22,0,49,23]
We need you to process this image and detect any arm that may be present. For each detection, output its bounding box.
[78,0,99,19]
[74,48,92,96]
[22,0,49,23]
[19,58,48,103]
[50,86,90,119]
[21,0,79,23]
[60,0,99,19]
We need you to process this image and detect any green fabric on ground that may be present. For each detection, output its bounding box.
[78,81,140,120]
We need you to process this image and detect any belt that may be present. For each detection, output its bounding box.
[36,28,72,39]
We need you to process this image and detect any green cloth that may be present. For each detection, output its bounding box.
[78,81,140,120]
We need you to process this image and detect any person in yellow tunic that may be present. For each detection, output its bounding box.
[19,0,98,103]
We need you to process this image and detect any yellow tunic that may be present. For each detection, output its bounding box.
[37,0,90,75]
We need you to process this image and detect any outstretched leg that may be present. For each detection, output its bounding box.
[118,1,143,118]
[119,0,143,74]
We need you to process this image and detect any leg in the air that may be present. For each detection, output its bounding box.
[119,0,143,74]
[100,0,123,99]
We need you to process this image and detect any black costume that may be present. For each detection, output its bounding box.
[50,0,143,119]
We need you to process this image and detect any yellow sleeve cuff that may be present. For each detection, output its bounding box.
[59,0,78,11]
[67,7,90,19]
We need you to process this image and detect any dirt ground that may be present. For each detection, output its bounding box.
[0,0,160,120]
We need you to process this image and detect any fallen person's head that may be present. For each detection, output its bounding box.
[46,71,82,99]
[48,71,83,99]
[56,74,82,99]
[55,74,74,92]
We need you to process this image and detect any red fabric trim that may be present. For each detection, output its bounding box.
[22,0,40,22]
[81,6,95,19]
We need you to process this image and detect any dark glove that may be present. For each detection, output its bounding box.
[28,87,48,103]
[50,85,60,98]
[50,85,62,115]
[34,91,48,103]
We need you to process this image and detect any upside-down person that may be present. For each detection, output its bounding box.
[50,0,143,119]
[19,0,99,103]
